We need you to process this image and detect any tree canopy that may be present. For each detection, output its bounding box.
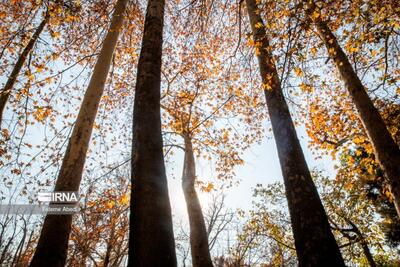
[0,0,399,266]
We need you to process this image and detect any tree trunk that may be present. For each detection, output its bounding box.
[127,0,177,265]
[29,0,128,266]
[182,135,214,267]
[305,1,400,217]
[0,11,49,127]
[245,0,345,266]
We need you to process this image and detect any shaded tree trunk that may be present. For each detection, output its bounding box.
[127,0,177,265]
[182,134,213,267]
[0,11,49,127]
[305,1,400,217]
[245,0,345,265]
[29,0,128,266]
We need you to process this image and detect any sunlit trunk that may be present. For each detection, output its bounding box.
[127,0,177,265]
[0,11,49,127]
[306,1,400,218]
[182,135,213,267]
[245,0,345,265]
[29,0,128,266]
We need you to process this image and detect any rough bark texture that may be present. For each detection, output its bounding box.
[245,0,345,266]
[127,0,177,265]
[182,135,213,267]
[0,12,49,127]
[306,1,400,217]
[29,1,128,266]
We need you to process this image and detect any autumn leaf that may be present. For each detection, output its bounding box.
[33,106,52,122]
[120,194,129,205]
[11,168,21,175]
[255,22,263,29]
[201,183,214,193]
[294,67,303,77]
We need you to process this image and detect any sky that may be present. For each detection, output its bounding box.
[167,123,337,223]
[0,23,339,231]
[0,0,340,219]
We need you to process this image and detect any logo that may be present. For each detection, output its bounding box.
[38,191,79,203]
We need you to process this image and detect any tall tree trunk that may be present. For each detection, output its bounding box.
[127,0,177,265]
[29,0,128,266]
[182,134,213,267]
[245,0,345,265]
[0,11,49,127]
[305,1,400,217]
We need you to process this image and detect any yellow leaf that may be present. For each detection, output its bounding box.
[344,182,353,190]
[36,65,44,73]
[311,47,317,55]
[51,31,61,39]
[105,201,115,209]
[299,83,313,93]
[65,14,75,22]
[45,77,53,84]
[33,106,52,122]
[263,73,274,90]
[120,194,129,205]
[222,130,229,142]
[51,53,60,60]
[202,183,214,193]
[255,22,263,29]
[367,165,374,174]
[311,10,320,20]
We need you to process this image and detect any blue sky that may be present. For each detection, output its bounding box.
[167,123,337,222]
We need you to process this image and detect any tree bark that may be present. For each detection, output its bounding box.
[182,135,214,267]
[0,11,49,127]
[29,0,128,266]
[245,0,345,266]
[305,1,400,217]
[127,0,177,265]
